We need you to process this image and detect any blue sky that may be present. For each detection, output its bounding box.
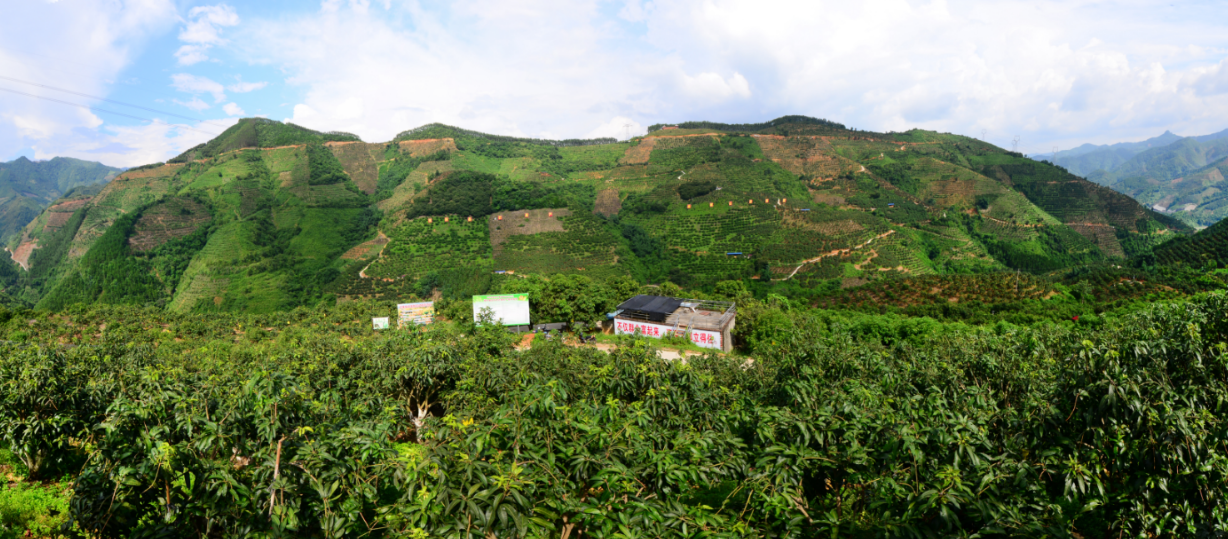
[4,0,1228,167]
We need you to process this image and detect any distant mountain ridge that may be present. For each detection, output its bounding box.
[0,156,121,244]
[4,116,1184,313]
[1051,128,1228,226]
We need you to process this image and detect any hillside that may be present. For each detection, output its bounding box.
[0,156,120,244]
[1053,129,1228,226]
[5,116,1187,313]
[1149,216,1228,268]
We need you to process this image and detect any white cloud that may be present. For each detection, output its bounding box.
[0,0,180,163]
[226,80,267,93]
[10,0,1228,168]
[171,73,227,102]
[174,45,210,66]
[223,102,245,116]
[25,118,237,168]
[585,116,644,140]
[175,4,239,65]
[175,97,211,111]
[238,0,677,141]
[678,72,751,102]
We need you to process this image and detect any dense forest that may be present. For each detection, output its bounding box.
[1,291,1225,537]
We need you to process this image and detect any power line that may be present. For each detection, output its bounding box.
[0,75,230,129]
[0,86,220,137]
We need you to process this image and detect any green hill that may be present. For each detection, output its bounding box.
[0,156,120,244]
[6,116,1189,313]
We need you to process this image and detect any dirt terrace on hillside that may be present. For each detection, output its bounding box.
[753,135,857,179]
[326,141,387,194]
[488,208,570,255]
[127,199,212,252]
[118,163,185,180]
[44,198,91,230]
[593,189,621,217]
[1068,223,1126,258]
[620,133,722,165]
[8,242,37,270]
[342,232,389,260]
[397,138,458,157]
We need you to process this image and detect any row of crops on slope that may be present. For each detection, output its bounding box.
[405,172,597,219]
[1148,217,1228,268]
[365,218,492,282]
[1,293,1226,537]
[494,214,622,274]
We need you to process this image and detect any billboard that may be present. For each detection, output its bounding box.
[397,302,435,327]
[472,294,530,326]
[614,319,722,350]
[372,317,390,330]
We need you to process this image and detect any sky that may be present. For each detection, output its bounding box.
[4,0,1228,168]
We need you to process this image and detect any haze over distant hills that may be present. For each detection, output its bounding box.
[1051,129,1228,227]
[0,156,121,244]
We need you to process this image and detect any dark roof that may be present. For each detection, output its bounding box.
[617,295,682,322]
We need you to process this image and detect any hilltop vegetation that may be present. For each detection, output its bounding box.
[170,118,361,162]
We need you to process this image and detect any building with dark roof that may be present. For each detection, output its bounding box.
[613,295,736,352]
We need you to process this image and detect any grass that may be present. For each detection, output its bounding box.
[0,449,72,539]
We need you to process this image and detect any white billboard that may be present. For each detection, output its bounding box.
[397,302,435,327]
[613,319,722,350]
[472,294,531,326]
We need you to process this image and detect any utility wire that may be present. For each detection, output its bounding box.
[0,86,220,137]
[0,74,230,129]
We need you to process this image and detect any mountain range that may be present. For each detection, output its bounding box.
[0,116,1199,312]
[0,156,120,245]
[1052,129,1228,226]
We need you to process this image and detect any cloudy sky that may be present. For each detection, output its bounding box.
[3,0,1228,167]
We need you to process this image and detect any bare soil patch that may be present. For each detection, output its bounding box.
[397,138,458,157]
[342,232,389,260]
[327,142,386,194]
[620,137,656,165]
[488,208,570,255]
[9,241,37,270]
[593,189,621,217]
[128,198,212,252]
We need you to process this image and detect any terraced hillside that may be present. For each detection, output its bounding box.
[8,116,1188,312]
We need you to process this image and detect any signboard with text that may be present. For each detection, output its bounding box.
[472,294,531,326]
[372,317,390,330]
[614,319,722,350]
[397,302,435,327]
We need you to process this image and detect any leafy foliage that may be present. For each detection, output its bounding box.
[306,142,350,186]
[0,292,1225,536]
